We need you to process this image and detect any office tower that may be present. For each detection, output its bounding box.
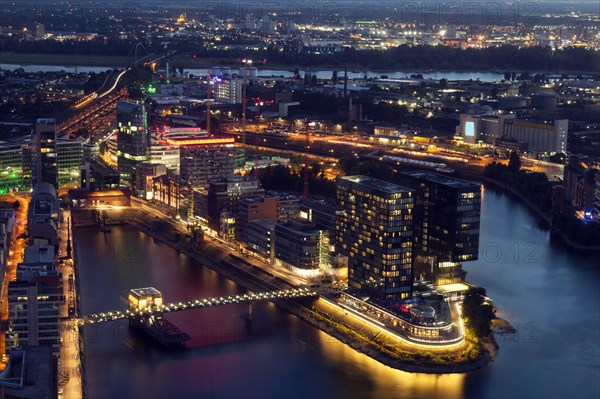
[7,269,63,356]
[56,135,85,189]
[33,118,57,189]
[179,139,236,189]
[336,176,415,299]
[117,101,148,188]
[215,78,243,104]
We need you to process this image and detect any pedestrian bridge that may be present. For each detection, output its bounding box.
[76,287,317,326]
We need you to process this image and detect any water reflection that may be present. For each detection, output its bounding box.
[75,186,600,399]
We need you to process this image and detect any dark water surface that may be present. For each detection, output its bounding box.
[75,187,600,399]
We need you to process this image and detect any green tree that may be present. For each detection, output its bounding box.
[508,150,521,176]
[462,287,495,337]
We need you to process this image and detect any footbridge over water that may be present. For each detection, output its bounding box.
[76,287,318,327]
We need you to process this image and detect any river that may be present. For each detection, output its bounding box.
[0,62,504,81]
[74,186,600,399]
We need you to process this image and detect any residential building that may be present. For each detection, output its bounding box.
[397,171,481,285]
[236,196,279,244]
[246,219,277,262]
[274,217,328,276]
[336,176,415,299]
[7,269,63,356]
[27,183,60,246]
[206,176,264,239]
[215,78,242,104]
[179,139,236,189]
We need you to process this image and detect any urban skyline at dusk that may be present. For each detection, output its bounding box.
[0,1,598,398]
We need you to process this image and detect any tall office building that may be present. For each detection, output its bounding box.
[117,101,148,188]
[33,118,58,189]
[336,176,415,299]
[0,138,26,192]
[397,171,481,285]
[7,269,63,356]
[56,135,85,189]
[215,78,243,104]
[179,139,236,189]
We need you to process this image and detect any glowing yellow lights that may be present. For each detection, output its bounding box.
[162,137,235,146]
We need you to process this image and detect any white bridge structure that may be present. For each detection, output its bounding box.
[76,287,317,326]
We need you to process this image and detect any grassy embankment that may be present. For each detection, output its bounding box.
[308,305,486,367]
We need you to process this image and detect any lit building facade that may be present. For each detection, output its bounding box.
[152,175,183,214]
[274,217,327,276]
[336,176,415,299]
[80,158,120,191]
[564,155,599,216]
[117,101,148,188]
[0,139,26,192]
[33,118,58,189]
[207,176,265,240]
[458,113,568,155]
[56,135,85,189]
[7,270,63,356]
[180,141,236,189]
[397,171,481,285]
[215,78,242,104]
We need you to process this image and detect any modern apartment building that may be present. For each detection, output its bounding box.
[336,176,415,299]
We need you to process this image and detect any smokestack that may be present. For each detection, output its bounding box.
[348,96,352,123]
[344,66,348,98]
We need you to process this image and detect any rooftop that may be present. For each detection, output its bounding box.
[23,243,55,265]
[68,188,131,199]
[0,346,54,398]
[405,171,480,189]
[338,175,413,194]
[130,287,162,298]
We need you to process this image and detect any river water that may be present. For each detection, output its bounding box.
[0,63,503,81]
[74,186,600,399]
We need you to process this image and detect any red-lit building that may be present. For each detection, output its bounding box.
[68,188,132,207]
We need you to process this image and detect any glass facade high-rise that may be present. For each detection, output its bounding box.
[33,118,58,189]
[397,171,481,285]
[0,140,25,192]
[336,176,415,299]
[117,101,148,188]
[56,136,85,189]
[180,144,236,189]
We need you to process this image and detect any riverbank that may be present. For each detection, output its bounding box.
[484,178,600,251]
[0,52,127,67]
[70,217,88,399]
[118,209,495,374]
